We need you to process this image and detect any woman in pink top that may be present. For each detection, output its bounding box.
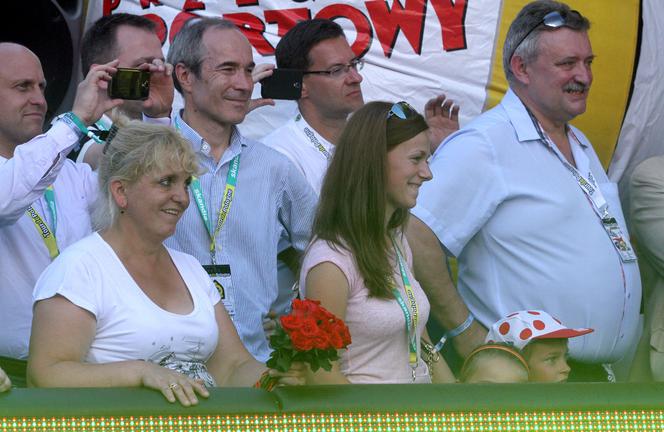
[300,101,455,384]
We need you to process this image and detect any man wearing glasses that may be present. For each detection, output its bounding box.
[261,20,362,317]
[408,0,641,381]
[166,18,317,363]
[262,19,364,195]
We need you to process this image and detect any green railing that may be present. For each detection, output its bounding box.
[1,383,663,431]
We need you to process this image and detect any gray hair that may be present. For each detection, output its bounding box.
[503,0,590,86]
[167,18,238,94]
[93,118,200,230]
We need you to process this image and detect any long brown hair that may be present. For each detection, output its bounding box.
[314,101,428,298]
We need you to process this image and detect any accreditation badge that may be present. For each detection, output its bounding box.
[602,218,637,262]
[203,264,236,318]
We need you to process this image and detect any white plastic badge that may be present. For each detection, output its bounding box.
[203,264,235,318]
[602,218,637,262]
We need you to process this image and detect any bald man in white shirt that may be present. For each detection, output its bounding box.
[0,42,120,386]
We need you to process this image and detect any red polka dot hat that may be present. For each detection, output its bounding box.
[485,310,593,350]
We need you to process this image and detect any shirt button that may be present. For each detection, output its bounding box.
[627,294,631,299]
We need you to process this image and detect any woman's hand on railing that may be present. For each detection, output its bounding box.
[140,362,209,406]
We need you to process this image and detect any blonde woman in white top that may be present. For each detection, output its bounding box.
[29,121,303,405]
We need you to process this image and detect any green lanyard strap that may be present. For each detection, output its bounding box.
[190,154,241,263]
[390,235,419,372]
[26,185,59,259]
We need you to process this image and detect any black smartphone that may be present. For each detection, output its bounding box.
[260,69,303,100]
[108,68,150,100]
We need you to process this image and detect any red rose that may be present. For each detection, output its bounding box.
[313,306,334,321]
[290,331,315,351]
[265,298,351,377]
[327,330,344,349]
[312,329,332,350]
[298,316,320,338]
[280,315,303,332]
[292,299,318,314]
[332,320,351,346]
[341,328,351,346]
[318,319,333,334]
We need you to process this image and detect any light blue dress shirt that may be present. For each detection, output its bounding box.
[413,89,641,364]
[166,111,317,362]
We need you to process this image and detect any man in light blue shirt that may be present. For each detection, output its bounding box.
[165,18,317,362]
[409,0,641,381]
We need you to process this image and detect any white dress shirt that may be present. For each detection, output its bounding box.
[261,111,332,315]
[261,110,333,196]
[0,120,96,359]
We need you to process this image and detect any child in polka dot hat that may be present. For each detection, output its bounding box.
[485,310,593,383]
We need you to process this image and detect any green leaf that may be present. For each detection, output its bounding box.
[276,353,292,373]
[318,357,333,372]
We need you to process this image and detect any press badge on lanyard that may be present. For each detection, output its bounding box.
[203,264,235,318]
[529,111,637,263]
[189,152,242,319]
[602,217,637,262]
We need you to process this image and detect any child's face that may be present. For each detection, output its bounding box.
[525,339,571,382]
[465,356,529,383]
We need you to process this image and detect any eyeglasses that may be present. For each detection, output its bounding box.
[303,58,364,79]
[387,101,418,120]
[509,10,579,61]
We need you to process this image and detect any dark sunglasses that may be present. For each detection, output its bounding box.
[510,10,580,61]
[387,101,418,120]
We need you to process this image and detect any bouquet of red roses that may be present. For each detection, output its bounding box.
[258,299,351,390]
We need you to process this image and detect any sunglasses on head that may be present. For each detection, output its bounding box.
[387,101,418,120]
[510,10,581,62]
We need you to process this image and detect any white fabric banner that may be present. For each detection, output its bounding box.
[86,0,501,139]
[608,0,664,218]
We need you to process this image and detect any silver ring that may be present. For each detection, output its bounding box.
[168,382,180,390]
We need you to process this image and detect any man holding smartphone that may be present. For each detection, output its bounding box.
[261,19,364,195]
[0,42,122,386]
[261,19,362,319]
[166,18,317,363]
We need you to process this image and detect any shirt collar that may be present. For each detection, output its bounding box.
[502,88,543,143]
[503,89,588,150]
[174,110,247,160]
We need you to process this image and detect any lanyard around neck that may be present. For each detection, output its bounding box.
[295,113,332,160]
[526,109,637,263]
[26,185,59,259]
[190,154,241,264]
[390,235,419,373]
[174,115,241,263]
[526,109,611,219]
